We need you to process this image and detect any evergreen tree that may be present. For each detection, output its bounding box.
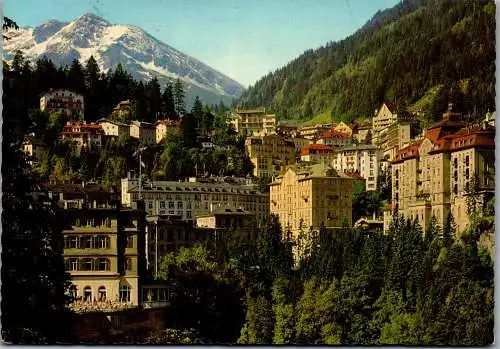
[161,82,177,118]
[145,76,162,122]
[174,78,186,117]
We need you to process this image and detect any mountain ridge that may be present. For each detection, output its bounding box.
[4,13,245,106]
[238,0,495,124]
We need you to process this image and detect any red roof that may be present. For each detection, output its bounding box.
[343,171,364,180]
[300,144,333,156]
[392,140,423,163]
[318,128,349,140]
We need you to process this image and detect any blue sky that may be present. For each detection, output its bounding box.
[5,0,400,87]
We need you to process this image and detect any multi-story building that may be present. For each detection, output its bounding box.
[229,108,277,136]
[22,134,48,164]
[292,137,312,153]
[378,121,413,161]
[245,134,296,177]
[43,182,146,308]
[316,128,350,148]
[121,175,269,224]
[156,119,179,144]
[276,123,298,138]
[300,144,334,163]
[372,102,398,142]
[331,144,380,191]
[297,124,332,140]
[269,163,358,240]
[40,88,84,119]
[334,121,356,138]
[389,110,495,234]
[60,121,104,150]
[130,121,157,145]
[98,119,130,138]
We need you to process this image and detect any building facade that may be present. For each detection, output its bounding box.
[331,144,380,191]
[130,121,157,145]
[316,128,350,148]
[245,134,296,177]
[300,144,334,163]
[60,121,104,150]
[121,176,269,224]
[22,134,48,164]
[269,164,358,240]
[40,88,84,119]
[389,113,495,234]
[229,108,277,136]
[98,119,130,138]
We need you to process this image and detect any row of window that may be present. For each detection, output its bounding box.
[64,257,134,272]
[70,284,130,302]
[64,235,134,249]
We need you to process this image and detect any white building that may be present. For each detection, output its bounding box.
[40,88,84,119]
[331,144,380,191]
[98,119,130,138]
[121,175,269,224]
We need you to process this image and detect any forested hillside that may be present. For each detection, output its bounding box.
[239,0,495,123]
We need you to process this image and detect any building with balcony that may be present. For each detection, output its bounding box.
[316,128,350,148]
[121,175,269,224]
[40,88,84,119]
[331,144,380,191]
[269,163,359,244]
[300,144,334,163]
[245,134,296,177]
[60,121,104,150]
[389,110,495,234]
[229,108,277,136]
[112,100,132,118]
[297,124,332,140]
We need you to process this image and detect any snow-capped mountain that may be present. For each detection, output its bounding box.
[4,13,245,105]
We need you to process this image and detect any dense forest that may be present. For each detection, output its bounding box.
[147,203,494,345]
[239,0,495,124]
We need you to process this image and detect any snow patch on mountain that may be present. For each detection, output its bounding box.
[4,13,245,105]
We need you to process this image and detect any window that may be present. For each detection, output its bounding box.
[148,201,153,209]
[126,235,134,248]
[65,236,79,249]
[69,285,77,299]
[97,258,110,271]
[83,286,92,301]
[81,236,93,249]
[81,258,93,271]
[177,201,183,209]
[98,286,106,301]
[169,201,175,209]
[119,284,131,302]
[125,258,133,271]
[70,258,79,271]
[160,201,166,209]
[97,236,110,249]
[86,217,94,227]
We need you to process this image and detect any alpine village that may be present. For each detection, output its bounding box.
[2,0,496,345]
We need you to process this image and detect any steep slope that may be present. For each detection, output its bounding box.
[4,13,245,106]
[239,0,495,123]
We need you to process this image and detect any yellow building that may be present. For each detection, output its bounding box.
[229,107,277,136]
[54,187,146,308]
[269,163,358,241]
[245,134,296,177]
[98,119,130,138]
[156,119,179,144]
[297,124,332,140]
[130,121,157,145]
[372,102,398,143]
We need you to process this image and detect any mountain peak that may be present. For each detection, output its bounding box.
[74,13,110,26]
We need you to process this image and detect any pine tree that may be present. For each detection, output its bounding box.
[174,78,186,117]
[145,76,162,122]
[161,82,177,118]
